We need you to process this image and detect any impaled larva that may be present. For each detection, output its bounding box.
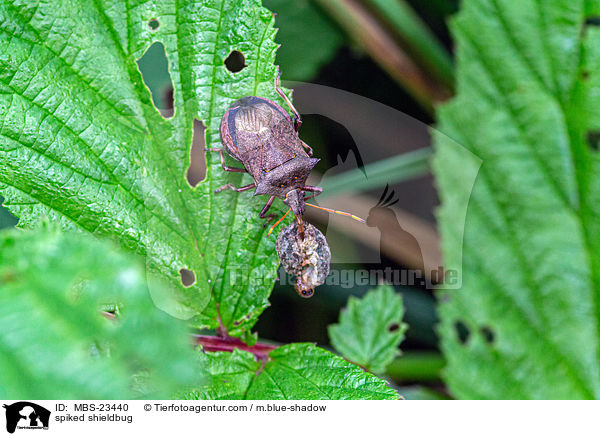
[276,220,331,298]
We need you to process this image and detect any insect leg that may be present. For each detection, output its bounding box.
[214,183,256,194]
[275,71,302,132]
[205,148,247,173]
[302,185,322,200]
[259,196,277,225]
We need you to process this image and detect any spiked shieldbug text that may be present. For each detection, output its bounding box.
[207,74,322,225]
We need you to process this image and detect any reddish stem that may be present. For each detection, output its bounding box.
[193,334,277,361]
[102,311,277,360]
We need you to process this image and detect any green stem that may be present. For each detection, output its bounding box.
[386,351,445,381]
[399,385,450,400]
[318,147,432,198]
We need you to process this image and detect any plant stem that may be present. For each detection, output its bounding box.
[399,385,451,400]
[318,147,432,198]
[314,0,451,113]
[103,311,277,361]
[362,0,454,88]
[386,351,445,381]
[193,334,278,361]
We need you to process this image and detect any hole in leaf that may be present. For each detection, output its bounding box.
[454,320,470,345]
[163,87,174,117]
[586,131,600,151]
[480,326,495,344]
[136,41,174,118]
[388,323,400,332]
[148,18,160,30]
[179,268,196,287]
[585,17,600,26]
[0,195,18,228]
[187,119,207,187]
[224,50,246,73]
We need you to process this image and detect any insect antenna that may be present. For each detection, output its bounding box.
[267,208,292,236]
[305,203,366,223]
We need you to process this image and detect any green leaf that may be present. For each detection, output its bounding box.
[0,225,199,399]
[0,0,290,336]
[263,0,344,81]
[328,286,407,373]
[433,0,600,398]
[184,343,400,400]
[181,349,261,400]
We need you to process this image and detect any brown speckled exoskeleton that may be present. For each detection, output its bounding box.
[207,74,322,230]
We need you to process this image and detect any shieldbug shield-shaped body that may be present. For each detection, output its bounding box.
[208,75,322,224]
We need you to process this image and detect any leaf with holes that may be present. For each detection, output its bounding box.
[0,225,199,399]
[328,285,407,374]
[433,0,600,398]
[0,0,292,336]
[182,344,400,400]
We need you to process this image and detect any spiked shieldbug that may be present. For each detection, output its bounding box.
[207,74,365,298]
[207,74,323,227]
